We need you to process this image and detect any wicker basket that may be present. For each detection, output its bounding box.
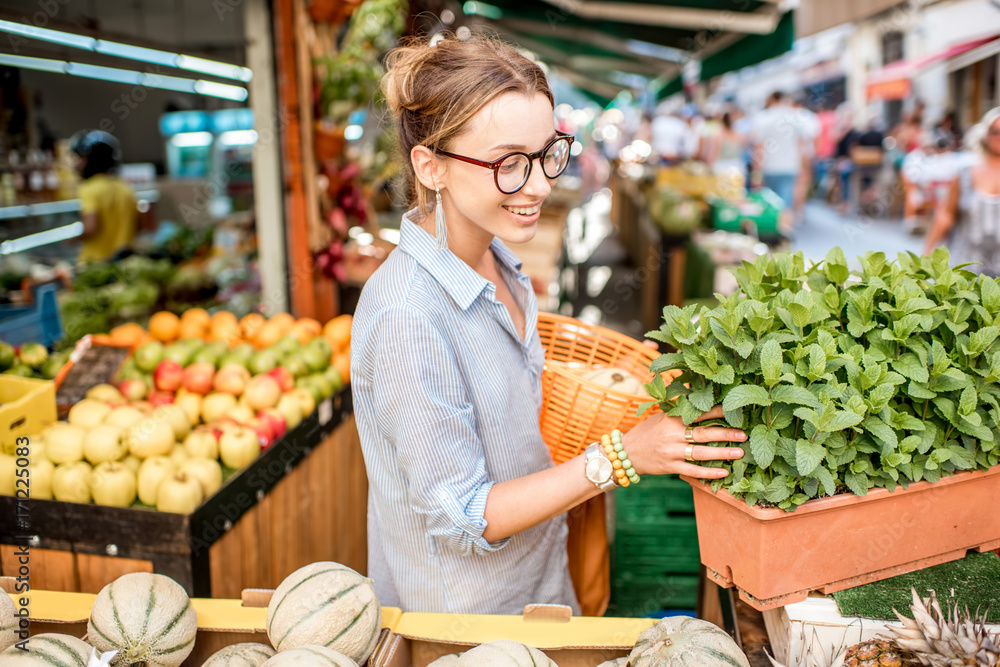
[537,312,662,463]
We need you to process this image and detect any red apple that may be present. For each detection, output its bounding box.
[154,360,184,392]
[244,375,281,411]
[117,378,148,401]
[182,362,216,395]
[258,408,287,440]
[267,366,295,392]
[214,364,251,395]
[148,390,176,407]
[247,417,274,449]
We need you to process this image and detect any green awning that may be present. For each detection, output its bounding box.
[657,76,684,101]
[700,10,795,82]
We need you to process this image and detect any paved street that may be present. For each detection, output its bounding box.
[792,201,926,269]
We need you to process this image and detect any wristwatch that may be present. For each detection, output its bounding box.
[584,443,617,492]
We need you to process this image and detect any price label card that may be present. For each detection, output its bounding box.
[318,398,333,425]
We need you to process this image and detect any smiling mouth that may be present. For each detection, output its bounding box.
[503,204,541,216]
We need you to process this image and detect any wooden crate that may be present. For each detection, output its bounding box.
[0,388,367,598]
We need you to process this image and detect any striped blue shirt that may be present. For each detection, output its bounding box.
[351,209,579,615]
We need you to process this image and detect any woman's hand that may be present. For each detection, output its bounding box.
[621,405,746,479]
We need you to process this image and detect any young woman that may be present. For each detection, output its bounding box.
[352,34,746,615]
[925,107,1000,275]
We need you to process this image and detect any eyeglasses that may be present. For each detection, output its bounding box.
[434,132,574,194]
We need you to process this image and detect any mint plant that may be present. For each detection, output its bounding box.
[643,247,1000,511]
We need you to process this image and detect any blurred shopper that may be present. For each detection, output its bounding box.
[705,111,748,180]
[925,107,1000,275]
[848,113,887,213]
[651,107,692,165]
[751,91,812,234]
[71,130,138,263]
[792,95,821,221]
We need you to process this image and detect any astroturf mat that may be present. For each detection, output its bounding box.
[832,551,1000,623]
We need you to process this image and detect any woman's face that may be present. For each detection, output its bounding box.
[437,91,557,247]
[987,119,1000,154]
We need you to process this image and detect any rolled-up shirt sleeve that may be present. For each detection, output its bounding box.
[370,304,509,556]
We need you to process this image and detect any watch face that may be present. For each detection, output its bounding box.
[586,456,613,484]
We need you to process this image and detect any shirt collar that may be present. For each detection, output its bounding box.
[398,208,524,311]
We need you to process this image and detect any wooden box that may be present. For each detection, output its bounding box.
[0,388,368,599]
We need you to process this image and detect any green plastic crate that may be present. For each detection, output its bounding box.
[709,188,783,237]
[614,519,701,576]
[614,475,695,523]
[607,574,700,617]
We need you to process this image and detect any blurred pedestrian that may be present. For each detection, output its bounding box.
[651,107,691,165]
[705,111,748,179]
[751,91,812,235]
[71,130,139,263]
[792,95,821,221]
[925,107,1000,275]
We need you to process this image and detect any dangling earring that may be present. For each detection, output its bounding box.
[434,185,448,251]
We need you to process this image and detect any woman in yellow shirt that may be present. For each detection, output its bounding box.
[71,130,138,263]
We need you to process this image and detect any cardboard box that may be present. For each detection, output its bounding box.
[373,604,656,667]
[2,579,400,666]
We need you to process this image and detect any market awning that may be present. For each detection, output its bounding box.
[699,10,795,82]
[867,34,1000,101]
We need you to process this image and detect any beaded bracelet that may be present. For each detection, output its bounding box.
[600,429,640,488]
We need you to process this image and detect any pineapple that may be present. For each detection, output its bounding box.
[843,639,912,667]
[766,627,848,667]
[888,588,1000,667]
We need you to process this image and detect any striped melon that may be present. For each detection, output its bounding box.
[627,617,750,667]
[260,645,358,666]
[265,562,380,664]
[0,633,93,666]
[1,592,17,652]
[596,659,629,667]
[202,642,276,667]
[86,572,198,667]
[456,640,557,666]
[427,654,461,666]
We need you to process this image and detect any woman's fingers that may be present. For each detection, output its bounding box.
[693,405,725,422]
[679,463,731,479]
[688,445,744,461]
[690,426,747,444]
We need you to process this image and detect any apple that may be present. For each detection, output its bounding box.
[324,366,344,392]
[86,384,124,404]
[301,344,330,373]
[273,335,300,357]
[275,394,304,430]
[244,375,281,411]
[184,428,219,459]
[180,457,223,497]
[105,406,145,430]
[121,455,142,475]
[126,416,175,459]
[152,404,192,440]
[134,341,164,372]
[52,461,92,503]
[258,408,288,440]
[154,359,184,393]
[247,417,274,449]
[148,390,175,407]
[137,456,176,506]
[89,462,137,507]
[117,378,148,401]
[295,377,324,404]
[83,424,127,465]
[68,399,112,429]
[267,366,295,392]
[28,458,54,500]
[228,404,256,425]
[194,341,229,367]
[202,392,238,423]
[162,341,195,367]
[249,348,280,376]
[289,388,316,417]
[281,353,309,378]
[43,423,87,464]
[182,362,216,395]
[169,444,189,468]
[214,364,251,395]
[130,400,154,415]
[0,454,14,495]
[219,425,261,470]
[309,373,335,400]
[156,471,204,514]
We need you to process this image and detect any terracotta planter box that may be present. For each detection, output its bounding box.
[682,466,1000,611]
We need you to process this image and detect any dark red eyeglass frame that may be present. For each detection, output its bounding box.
[433,131,575,194]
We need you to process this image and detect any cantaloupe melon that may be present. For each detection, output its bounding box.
[259,645,358,666]
[0,593,18,652]
[265,562,380,664]
[87,572,198,667]
[0,633,93,666]
[627,617,750,667]
[456,640,557,666]
[596,658,629,667]
[202,642,276,667]
[427,654,462,666]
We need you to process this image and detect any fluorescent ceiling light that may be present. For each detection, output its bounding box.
[0,53,249,100]
[171,131,214,147]
[1,222,84,255]
[0,18,251,82]
[218,130,258,146]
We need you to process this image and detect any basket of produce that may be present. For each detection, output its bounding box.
[537,312,665,464]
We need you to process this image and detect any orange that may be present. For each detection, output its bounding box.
[180,308,210,330]
[289,322,317,345]
[210,310,238,330]
[240,313,266,341]
[268,312,296,336]
[295,317,322,337]
[332,351,350,385]
[148,311,180,342]
[178,318,207,340]
[253,321,284,349]
[323,314,353,352]
[210,321,241,347]
[109,322,145,346]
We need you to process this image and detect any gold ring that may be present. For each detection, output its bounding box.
[684,427,695,443]
[684,444,695,462]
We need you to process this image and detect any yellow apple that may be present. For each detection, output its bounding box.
[86,384,124,404]
[174,392,203,427]
[180,457,223,497]
[276,395,304,430]
[53,461,92,503]
[137,456,176,506]
[83,424,127,465]
[68,399,112,428]
[156,471,204,514]
[183,429,218,460]
[219,425,260,470]
[152,405,192,440]
[289,388,316,416]
[89,462,137,507]
[202,392,238,423]
[121,455,142,475]
[104,406,145,430]
[0,454,15,495]
[43,423,87,464]
[169,444,189,468]
[28,458,54,499]
[126,417,175,459]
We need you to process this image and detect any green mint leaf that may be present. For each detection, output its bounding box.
[771,385,822,409]
[762,475,792,503]
[760,339,783,387]
[749,424,778,468]
[844,471,871,496]
[863,416,898,450]
[891,353,929,384]
[688,385,715,413]
[819,409,865,433]
[810,466,837,497]
[722,384,772,412]
[723,407,744,429]
[795,439,826,476]
[959,386,977,416]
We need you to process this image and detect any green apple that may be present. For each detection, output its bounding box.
[309,373,334,400]
[4,364,33,377]
[281,353,309,378]
[0,341,15,371]
[272,335,300,357]
[324,366,344,393]
[230,343,255,363]
[295,376,324,404]
[162,341,195,366]
[134,341,164,372]
[249,349,279,375]
[301,345,330,373]
[18,342,48,369]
